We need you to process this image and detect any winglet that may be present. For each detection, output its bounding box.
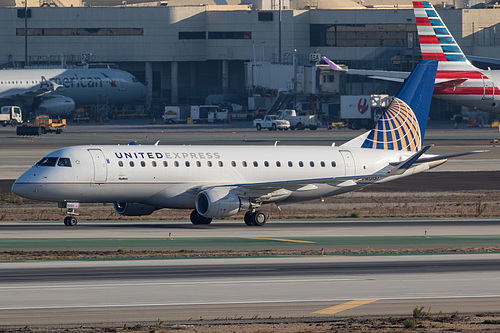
[322,56,346,72]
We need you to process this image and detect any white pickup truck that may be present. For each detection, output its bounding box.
[276,109,320,130]
[253,115,290,131]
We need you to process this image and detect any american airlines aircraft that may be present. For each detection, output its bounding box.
[0,68,147,116]
[413,1,500,113]
[11,60,483,226]
[323,1,500,114]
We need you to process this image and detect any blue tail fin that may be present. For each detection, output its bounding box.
[359,60,438,152]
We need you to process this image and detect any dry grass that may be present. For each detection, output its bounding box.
[2,190,500,222]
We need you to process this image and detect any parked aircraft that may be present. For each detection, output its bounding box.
[11,60,483,226]
[413,1,500,113]
[0,68,147,116]
[323,1,500,114]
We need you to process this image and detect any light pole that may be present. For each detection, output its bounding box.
[24,0,28,67]
[278,0,281,64]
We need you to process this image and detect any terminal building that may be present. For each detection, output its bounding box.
[1,0,499,118]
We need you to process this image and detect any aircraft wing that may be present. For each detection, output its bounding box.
[0,81,61,101]
[322,56,409,83]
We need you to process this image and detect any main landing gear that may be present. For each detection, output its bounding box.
[190,210,213,225]
[244,210,267,226]
[189,209,268,226]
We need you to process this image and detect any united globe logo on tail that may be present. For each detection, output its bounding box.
[357,60,438,152]
[361,98,421,152]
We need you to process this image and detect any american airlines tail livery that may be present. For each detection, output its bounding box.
[0,68,147,116]
[413,1,500,113]
[12,60,483,226]
[323,2,500,114]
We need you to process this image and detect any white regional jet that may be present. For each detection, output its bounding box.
[12,60,483,226]
[0,68,147,116]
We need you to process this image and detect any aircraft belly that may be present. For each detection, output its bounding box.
[436,94,499,113]
[142,185,196,209]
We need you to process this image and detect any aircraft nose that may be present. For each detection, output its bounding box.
[11,180,25,197]
[139,82,147,98]
[12,174,36,199]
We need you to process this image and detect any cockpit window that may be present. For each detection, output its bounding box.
[36,157,58,167]
[57,157,72,167]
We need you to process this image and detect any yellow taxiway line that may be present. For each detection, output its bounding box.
[313,299,379,314]
[244,237,316,244]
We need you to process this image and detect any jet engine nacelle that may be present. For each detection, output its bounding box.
[113,202,157,216]
[37,95,76,116]
[196,189,250,218]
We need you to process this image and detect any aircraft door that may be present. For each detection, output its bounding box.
[339,150,356,176]
[482,75,495,100]
[88,149,108,183]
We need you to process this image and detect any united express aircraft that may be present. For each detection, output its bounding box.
[0,68,147,115]
[12,61,482,226]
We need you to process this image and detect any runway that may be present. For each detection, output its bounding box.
[0,255,499,325]
[1,219,500,251]
[1,121,500,326]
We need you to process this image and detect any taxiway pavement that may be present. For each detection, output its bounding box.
[0,255,499,325]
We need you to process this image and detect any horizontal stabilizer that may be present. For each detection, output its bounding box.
[416,150,488,164]
[388,145,433,175]
[434,78,468,88]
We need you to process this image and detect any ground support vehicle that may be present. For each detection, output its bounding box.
[339,95,390,130]
[191,105,228,123]
[17,115,66,136]
[253,115,290,131]
[162,106,190,124]
[276,109,320,130]
[0,106,22,126]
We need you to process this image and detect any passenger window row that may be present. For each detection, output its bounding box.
[118,160,337,168]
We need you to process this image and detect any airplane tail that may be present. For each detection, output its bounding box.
[413,1,476,70]
[343,60,438,152]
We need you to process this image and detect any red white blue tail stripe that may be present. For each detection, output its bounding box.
[413,1,468,63]
[413,1,500,113]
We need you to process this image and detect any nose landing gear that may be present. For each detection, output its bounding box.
[63,215,78,226]
[59,202,80,226]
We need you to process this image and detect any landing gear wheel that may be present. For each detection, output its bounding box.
[190,210,212,225]
[244,211,254,226]
[63,216,77,226]
[252,211,267,226]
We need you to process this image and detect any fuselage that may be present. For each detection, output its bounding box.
[433,64,500,113]
[12,144,414,209]
[0,68,147,107]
